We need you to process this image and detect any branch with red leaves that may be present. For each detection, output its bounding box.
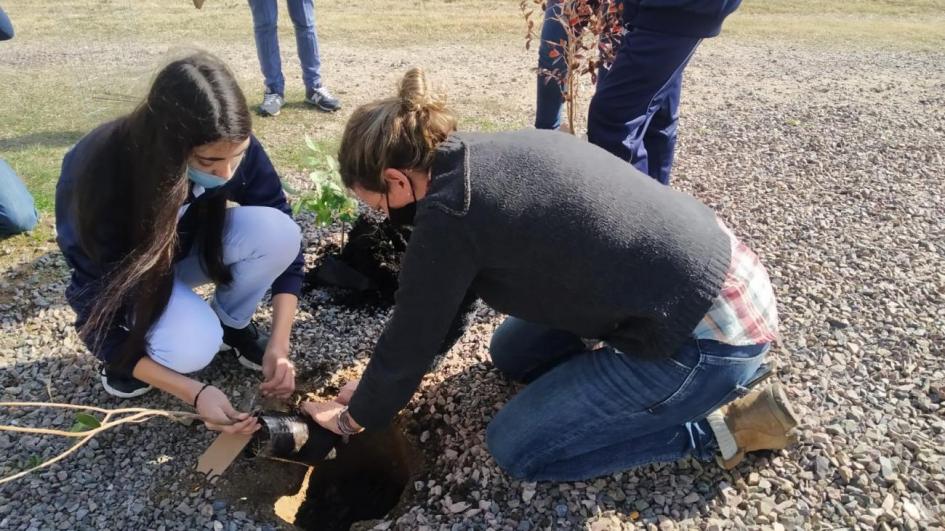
[520,0,623,133]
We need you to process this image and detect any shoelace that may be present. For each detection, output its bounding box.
[313,87,334,100]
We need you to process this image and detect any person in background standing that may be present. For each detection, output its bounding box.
[248,0,341,117]
[586,0,742,184]
[0,5,40,237]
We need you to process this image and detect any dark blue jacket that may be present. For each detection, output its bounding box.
[622,0,741,38]
[55,122,303,365]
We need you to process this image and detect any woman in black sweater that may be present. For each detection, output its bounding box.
[304,68,799,480]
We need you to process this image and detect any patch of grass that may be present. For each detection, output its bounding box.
[1,0,942,218]
[3,0,521,47]
[461,116,507,133]
[726,12,945,50]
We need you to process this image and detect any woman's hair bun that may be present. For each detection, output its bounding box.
[398,67,444,113]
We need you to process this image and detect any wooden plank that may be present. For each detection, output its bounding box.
[195,433,252,479]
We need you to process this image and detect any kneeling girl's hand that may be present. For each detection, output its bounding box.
[195,385,259,435]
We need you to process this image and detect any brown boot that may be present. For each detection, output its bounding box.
[707,382,800,470]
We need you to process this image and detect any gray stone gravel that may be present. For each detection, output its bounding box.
[2,36,945,531]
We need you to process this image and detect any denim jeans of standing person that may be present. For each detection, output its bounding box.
[485,317,767,481]
[586,27,702,184]
[535,0,620,130]
[248,0,322,95]
[146,206,300,374]
[0,5,14,41]
[0,159,39,236]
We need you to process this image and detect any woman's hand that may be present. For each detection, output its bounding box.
[301,400,347,435]
[260,346,295,399]
[336,378,360,405]
[195,385,259,435]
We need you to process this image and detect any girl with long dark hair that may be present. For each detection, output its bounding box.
[55,52,302,434]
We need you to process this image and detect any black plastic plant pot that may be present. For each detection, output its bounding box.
[252,411,341,466]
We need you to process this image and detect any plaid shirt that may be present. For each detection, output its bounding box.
[693,221,779,346]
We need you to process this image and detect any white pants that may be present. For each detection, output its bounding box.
[146,206,301,374]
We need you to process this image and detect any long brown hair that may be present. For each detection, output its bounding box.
[74,52,251,370]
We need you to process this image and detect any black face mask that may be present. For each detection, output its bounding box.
[386,177,417,227]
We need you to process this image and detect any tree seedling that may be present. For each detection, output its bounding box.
[521,0,624,133]
[285,137,358,247]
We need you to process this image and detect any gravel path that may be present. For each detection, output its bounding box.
[2,38,944,530]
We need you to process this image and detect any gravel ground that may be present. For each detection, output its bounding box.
[2,38,945,530]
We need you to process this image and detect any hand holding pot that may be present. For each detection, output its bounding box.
[301,400,346,435]
[196,385,260,435]
[336,378,360,405]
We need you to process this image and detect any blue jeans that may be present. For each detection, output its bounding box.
[0,6,14,41]
[485,317,767,481]
[535,0,619,130]
[0,159,39,236]
[248,0,322,95]
[587,27,702,184]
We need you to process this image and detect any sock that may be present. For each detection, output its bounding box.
[706,409,738,460]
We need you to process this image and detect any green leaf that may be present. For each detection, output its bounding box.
[74,412,101,430]
[327,155,340,172]
[304,135,319,153]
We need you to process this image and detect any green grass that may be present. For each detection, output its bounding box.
[0,0,942,217]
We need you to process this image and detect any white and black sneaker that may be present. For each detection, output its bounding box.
[221,320,267,372]
[304,85,341,112]
[100,367,153,399]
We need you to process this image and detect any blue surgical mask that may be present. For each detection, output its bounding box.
[187,166,228,189]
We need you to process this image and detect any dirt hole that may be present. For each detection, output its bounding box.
[285,427,413,531]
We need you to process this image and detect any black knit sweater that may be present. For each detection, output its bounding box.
[348,129,731,429]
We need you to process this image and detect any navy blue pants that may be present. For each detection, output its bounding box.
[587,27,702,185]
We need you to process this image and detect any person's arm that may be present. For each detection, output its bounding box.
[259,292,298,398]
[132,356,258,434]
[233,137,303,396]
[304,211,479,433]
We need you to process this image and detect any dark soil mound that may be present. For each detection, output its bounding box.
[304,214,411,307]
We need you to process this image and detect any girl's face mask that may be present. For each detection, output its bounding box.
[188,138,250,189]
[187,165,229,189]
